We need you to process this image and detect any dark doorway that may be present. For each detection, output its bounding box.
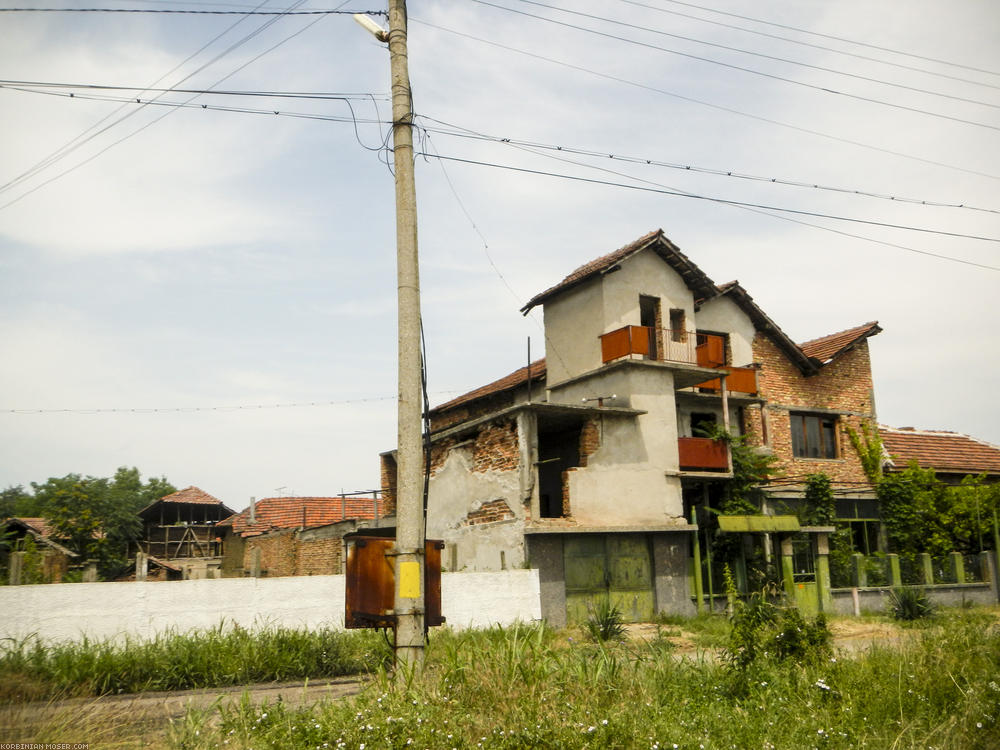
[538,425,582,518]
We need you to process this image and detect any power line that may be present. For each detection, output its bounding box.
[0,80,388,101]
[15,82,992,218]
[414,152,1000,270]
[0,7,381,14]
[411,18,1000,182]
[1,392,459,415]
[416,115,1000,216]
[513,0,1000,111]
[619,0,1000,93]
[471,0,1000,132]
[0,0,332,208]
[653,0,1000,78]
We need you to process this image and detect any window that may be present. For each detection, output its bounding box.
[789,412,838,458]
[668,308,686,342]
[639,296,660,360]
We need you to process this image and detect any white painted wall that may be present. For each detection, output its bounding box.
[0,570,542,644]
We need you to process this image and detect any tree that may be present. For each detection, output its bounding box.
[32,467,176,579]
[0,484,44,518]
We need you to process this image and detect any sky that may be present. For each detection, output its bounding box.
[1,0,998,512]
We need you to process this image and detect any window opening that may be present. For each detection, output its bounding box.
[690,411,717,437]
[639,295,660,360]
[668,308,686,343]
[790,412,838,458]
[538,425,582,518]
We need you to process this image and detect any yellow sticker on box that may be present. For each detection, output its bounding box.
[399,561,421,599]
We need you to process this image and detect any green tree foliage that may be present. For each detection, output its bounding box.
[0,485,44,519]
[30,467,175,579]
[877,466,999,558]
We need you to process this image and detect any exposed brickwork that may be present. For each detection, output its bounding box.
[245,531,343,576]
[472,420,519,473]
[246,532,297,576]
[463,498,516,526]
[380,453,397,516]
[751,335,876,487]
[429,437,458,476]
[578,418,601,467]
[295,537,342,575]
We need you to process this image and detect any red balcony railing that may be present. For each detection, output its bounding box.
[600,325,651,363]
[678,437,729,471]
[694,366,759,395]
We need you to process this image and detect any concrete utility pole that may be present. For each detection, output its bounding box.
[354,0,425,674]
[385,0,425,673]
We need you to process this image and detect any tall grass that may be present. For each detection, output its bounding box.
[172,610,1000,750]
[0,622,388,702]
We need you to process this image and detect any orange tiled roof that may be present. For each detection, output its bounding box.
[799,321,881,363]
[10,517,55,538]
[157,486,226,506]
[433,359,547,414]
[218,496,381,537]
[880,426,1000,475]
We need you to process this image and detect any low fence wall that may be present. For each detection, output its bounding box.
[0,570,541,644]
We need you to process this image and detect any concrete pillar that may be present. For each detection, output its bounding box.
[249,547,262,578]
[919,553,933,585]
[815,532,831,614]
[887,554,901,587]
[978,551,992,584]
[135,552,148,582]
[82,561,98,582]
[780,535,795,600]
[949,552,965,584]
[852,553,867,588]
[8,551,24,585]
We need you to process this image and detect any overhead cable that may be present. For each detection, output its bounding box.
[654,0,1000,78]
[619,0,1000,92]
[514,0,1000,110]
[410,18,1000,182]
[471,0,1000,131]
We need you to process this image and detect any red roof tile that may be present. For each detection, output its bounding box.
[219,496,381,537]
[880,427,1000,475]
[433,359,547,414]
[157,486,226,506]
[799,322,881,363]
[10,517,55,538]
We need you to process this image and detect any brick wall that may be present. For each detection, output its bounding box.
[245,531,343,577]
[380,453,397,516]
[463,498,516,526]
[751,335,876,487]
[295,537,342,575]
[472,420,519,473]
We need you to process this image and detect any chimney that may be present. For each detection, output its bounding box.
[248,496,256,524]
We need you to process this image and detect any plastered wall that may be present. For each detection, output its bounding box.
[0,570,541,644]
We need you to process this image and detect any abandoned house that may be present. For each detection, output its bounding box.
[136,486,235,579]
[879,426,1000,485]
[2,516,77,583]
[380,229,884,626]
[217,495,384,577]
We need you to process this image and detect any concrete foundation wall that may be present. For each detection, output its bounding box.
[0,570,541,644]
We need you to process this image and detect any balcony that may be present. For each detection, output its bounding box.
[693,366,758,395]
[600,325,653,363]
[678,437,729,472]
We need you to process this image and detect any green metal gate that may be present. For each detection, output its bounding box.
[564,534,655,624]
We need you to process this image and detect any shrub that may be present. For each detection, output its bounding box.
[888,586,935,621]
[584,597,625,643]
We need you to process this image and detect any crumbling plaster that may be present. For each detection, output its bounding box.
[427,438,526,572]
